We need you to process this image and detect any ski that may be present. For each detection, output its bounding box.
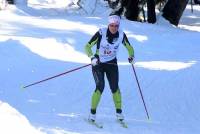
[117,120,128,128]
[84,118,103,129]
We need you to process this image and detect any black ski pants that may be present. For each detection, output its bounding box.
[92,58,119,93]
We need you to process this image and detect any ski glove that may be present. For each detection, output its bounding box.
[91,56,99,66]
[128,56,134,64]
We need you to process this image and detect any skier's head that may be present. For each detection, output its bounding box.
[108,14,120,34]
[108,14,120,25]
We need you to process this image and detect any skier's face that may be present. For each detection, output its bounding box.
[108,23,119,34]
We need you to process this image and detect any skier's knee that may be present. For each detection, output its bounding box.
[95,88,103,94]
[111,87,120,93]
[96,84,104,93]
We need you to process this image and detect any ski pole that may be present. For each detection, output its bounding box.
[22,64,91,89]
[131,64,150,120]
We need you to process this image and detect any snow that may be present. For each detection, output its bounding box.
[0,101,45,134]
[0,1,200,134]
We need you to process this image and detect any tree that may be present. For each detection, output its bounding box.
[5,0,27,5]
[6,0,14,4]
[123,0,139,21]
[194,0,200,4]
[147,0,156,23]
[111,0,156,23]
[107,0,120,9]
[162,0,189,26]
[108,0,139,21]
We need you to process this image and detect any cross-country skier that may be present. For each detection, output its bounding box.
[85,14,134,122]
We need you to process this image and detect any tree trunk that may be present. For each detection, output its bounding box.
[162,0,189,26]
[147,0,156,23]
[194,0,200,4]
[6,0,14,4]
[122,0,139,21]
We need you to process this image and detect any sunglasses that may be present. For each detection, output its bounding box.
[109,24,119,28]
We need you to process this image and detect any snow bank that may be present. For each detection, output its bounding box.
[0,100,46,134]
[0,0,7,10]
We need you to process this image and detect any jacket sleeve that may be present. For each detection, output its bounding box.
[122,33,134,57]
[85,31,101,57]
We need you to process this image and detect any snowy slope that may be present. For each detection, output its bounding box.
[0,2,200,134]
[0,101,45,134]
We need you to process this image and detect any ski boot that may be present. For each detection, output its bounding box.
[88,113,96,122]
[116,113,124,121]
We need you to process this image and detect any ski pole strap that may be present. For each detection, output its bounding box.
[23,64,91,89]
